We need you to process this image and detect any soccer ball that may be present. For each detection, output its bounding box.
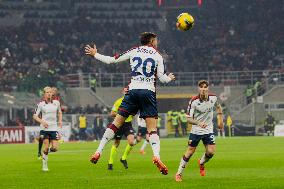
[176,13,194,31]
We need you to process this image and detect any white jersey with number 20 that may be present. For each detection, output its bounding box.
[94,45,171,92]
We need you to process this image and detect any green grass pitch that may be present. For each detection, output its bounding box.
[0,137,284,189]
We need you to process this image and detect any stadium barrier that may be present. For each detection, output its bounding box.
[274,121,284,137]
[24,123,72,143]
[0,127,25,144]
[65,70,283,88]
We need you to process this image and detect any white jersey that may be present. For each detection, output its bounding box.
[94,45,171,92]
[34,100,61,131]
[137,117,146,128]
[187,95,218,135]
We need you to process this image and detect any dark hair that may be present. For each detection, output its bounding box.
[198,80,209,87]
[140,32,157,45]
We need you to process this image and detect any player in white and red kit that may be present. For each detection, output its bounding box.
[85,32,175,175]
[175,80,224,182]
[33,87,62,171]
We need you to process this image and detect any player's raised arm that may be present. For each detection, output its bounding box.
[156,58,175,83]
[85,44,131,64]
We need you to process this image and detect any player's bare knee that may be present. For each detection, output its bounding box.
[136,137,142,143]
[186,147,196,156]
[114,140,120,147]
[129,140,135,146]
[206,152,214,159]
[50,147,58,152]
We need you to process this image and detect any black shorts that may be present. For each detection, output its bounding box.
[115,122,135,140]
[137,126,147,137]
[118,89,158,118]
[40,130,59,140]
[188,133,215,147]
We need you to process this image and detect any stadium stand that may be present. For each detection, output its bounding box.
[0,0,283,134]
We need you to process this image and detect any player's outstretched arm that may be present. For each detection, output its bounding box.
[85,44,131,64]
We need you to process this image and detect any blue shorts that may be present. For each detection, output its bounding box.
[40,130,59,140]
[188,133,215,147]
[118,89,158,118]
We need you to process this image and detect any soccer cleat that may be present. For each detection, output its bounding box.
[198,159,206,176]
[139,150,146,155]
[90,152,101,164]
[108,164,113,170]
[152,156,168,175]
[175,174,183,182]
[120,158,128,169]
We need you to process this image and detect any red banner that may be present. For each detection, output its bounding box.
[0,127,25,144]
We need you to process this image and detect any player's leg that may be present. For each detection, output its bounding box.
[175,133,199,181]
[146,117,168,175]
[120,123,136,169]
[146,118,159,157]
[137,127,147,154]
[137,89,168,174]
[49,131,60,152]
[108,138,120,170]
[91,91,137,164]
[136,126,143,144]
[90,114,126,164]
[42,135,50,171]
[136,135,142,143]
[198,133,216,176]
[200,144,215,165]
[50,140,59,152]
[38,131,44,159]
[139,131,149,154]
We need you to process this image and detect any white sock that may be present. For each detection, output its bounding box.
[140,140,148,151]
[133,139,137,145]
[177,156,189,175]
[96,128,115,154]
[42,153,48,161]
[200,153,206,164]
[149,134,160,158]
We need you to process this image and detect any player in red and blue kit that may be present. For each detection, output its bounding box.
[85,32,175,175]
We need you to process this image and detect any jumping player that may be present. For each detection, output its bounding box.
[85,32,175,175]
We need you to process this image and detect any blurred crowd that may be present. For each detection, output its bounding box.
[3,104,110,127]
[0,0,283,92]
